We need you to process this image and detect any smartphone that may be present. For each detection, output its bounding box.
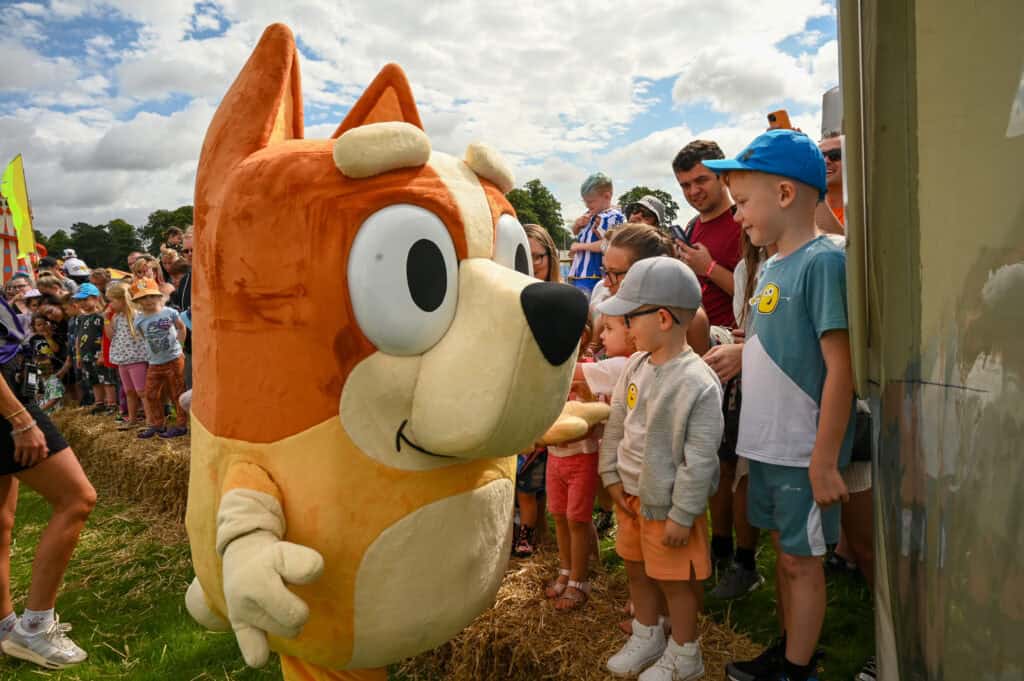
[669,224,691,246]
[767,109,792,130]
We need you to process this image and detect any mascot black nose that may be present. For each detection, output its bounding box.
[520,282,590,366]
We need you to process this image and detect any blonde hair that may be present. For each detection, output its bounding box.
[523,223,561,283]
[106,281,140,338]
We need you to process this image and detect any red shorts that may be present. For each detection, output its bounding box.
[614,493,711,582]
[545,452,598,523]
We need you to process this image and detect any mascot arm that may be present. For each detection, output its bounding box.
[539,400,610,446]
[216,461,325,668]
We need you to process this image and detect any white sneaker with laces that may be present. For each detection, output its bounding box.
[607,619,667,677]
[0,616,87,669]
[639,637,704,681]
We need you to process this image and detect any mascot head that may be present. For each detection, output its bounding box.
[187,22,587,672]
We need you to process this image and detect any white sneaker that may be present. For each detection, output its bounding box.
[639,637,704,681]
[607,619,667,677]
[0,616,87,669]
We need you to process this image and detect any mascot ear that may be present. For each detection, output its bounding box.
[333,63,423,136]
[195,23,303,227]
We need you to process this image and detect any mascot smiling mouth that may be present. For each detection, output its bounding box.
[395,420,450,458]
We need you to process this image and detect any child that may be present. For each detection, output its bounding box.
[27,315,65,413]
[105,282,150,430]
[71,284,118,413]
[597,256,723,681]
[130,278,188,439]
[567,173,625,297]
[703,130,856,681]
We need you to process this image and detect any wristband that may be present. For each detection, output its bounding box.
[705,259,717,277]
[10,420,36,436]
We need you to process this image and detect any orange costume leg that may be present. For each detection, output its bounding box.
[280,656,387,681]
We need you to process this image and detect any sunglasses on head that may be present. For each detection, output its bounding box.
[823,148,842,162]
[623,306,680,328]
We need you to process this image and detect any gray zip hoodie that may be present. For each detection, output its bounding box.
[599,350,724,527]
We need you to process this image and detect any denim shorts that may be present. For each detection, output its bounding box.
[515,451,547,494]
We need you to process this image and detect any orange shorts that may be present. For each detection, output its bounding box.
[614,493,712,582]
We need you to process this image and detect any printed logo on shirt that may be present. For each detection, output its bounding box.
[626,382,638,410]
[753,282,781,314]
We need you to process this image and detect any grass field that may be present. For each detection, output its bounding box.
[2,489,872,680]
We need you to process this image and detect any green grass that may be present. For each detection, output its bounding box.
[4,490,872,680]
[595,521,874,681]
[3,489,279,680]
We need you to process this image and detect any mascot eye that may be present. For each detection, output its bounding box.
[348,204,458,355]
[493,214,532,277]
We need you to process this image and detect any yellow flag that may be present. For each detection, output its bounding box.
[1,154,38,260]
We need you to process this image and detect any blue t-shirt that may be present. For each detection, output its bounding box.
[568,208,625,279]
[737,235,855,467]
[134,308,183,366]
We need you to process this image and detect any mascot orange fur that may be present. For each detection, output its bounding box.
[183,23,590,681]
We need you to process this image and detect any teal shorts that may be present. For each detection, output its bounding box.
[747,459,841,557]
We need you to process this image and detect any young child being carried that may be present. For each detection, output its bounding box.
[703,130,857,681]
[567,173,625,298]
[598,256,724,681]
[130,278,188,439]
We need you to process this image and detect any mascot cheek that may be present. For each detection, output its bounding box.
[346,478,515,668]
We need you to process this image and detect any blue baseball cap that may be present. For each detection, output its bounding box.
[71,283,101,299]
[702,129,828,200]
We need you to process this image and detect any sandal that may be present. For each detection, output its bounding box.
[512,525,536,558]
[545,569,571,599]
[554,580,590,611]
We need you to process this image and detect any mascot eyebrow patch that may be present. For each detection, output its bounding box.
[333,121,432,178]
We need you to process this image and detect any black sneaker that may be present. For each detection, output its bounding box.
[512,525,535,558]
[726,637,785,681]
[594,509,614,537]
[856,656,877,681]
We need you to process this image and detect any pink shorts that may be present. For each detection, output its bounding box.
[117,362,148,394]
[545,452,598,523]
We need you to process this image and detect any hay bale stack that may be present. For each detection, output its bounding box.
[52,408,190,523]
[399,551,763,681]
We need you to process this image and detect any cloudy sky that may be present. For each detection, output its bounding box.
[0,0,839,234]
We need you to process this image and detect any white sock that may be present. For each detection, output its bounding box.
[0,612,16,637]
[17,608,54,635]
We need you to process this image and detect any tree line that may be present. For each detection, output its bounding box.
[35,179,682,267]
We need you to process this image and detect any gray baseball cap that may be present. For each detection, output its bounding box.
[596,256,702,316]
[627,195,666,226]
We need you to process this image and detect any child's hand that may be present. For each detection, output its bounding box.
[606,484,635,519]
[703,343,743,382]
[808,459,849,507]
[662,519,691,547]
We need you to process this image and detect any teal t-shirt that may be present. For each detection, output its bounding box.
[737,235,855,467]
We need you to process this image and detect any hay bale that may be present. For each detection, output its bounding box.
[52,408,190,525]
[398,551,763,681]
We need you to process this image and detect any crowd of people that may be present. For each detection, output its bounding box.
[0,127,872,680]
[0,227,193,669]
[515,128,874,681]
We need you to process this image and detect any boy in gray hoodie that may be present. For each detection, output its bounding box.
[597,256,723,681]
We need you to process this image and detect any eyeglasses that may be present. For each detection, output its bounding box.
[623,306,680,328]
[531,252,548,264]
[823,148,842,162]
[601,266,629,282]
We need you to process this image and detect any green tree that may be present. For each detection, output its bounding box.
[105,218,144,269]
[506,179,571,249]
[139,206,193,255]
[45,229,73,258]
[68,221,112,267]
[617,186,681,226]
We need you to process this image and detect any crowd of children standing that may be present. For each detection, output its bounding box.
[517,128,873,681]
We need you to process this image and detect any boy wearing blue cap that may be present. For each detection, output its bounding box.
[703,130,856,681]
[71,284,118,414]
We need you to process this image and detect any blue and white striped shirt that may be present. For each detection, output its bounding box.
[568,208,626,279]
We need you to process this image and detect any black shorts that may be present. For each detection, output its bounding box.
[718,377,741,463]
[0,403,69,476]
[80,362,117,386]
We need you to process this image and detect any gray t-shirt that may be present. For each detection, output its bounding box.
[133,307,183,365]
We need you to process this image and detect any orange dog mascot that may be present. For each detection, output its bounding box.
[183,23,589,681]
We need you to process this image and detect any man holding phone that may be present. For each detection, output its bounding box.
[671,140,741,329]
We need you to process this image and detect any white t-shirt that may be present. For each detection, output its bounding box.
[616,358,655,495]
[580,355,628,397]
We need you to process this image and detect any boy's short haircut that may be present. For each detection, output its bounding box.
[667,306,696,324]
[672,140,726,173]
[580,172,613,196]
[166,227,184,238]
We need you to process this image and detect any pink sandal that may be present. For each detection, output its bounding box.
[544,569,571,599]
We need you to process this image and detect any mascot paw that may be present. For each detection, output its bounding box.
[539,400,611,445]
[222,533,325,667]
[186,576,230,632]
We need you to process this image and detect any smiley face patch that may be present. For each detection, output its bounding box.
[626,383,639,410]
[755,282,781,314]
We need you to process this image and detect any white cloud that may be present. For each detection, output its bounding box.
[0,0,839,235]
[12,2,48,17]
